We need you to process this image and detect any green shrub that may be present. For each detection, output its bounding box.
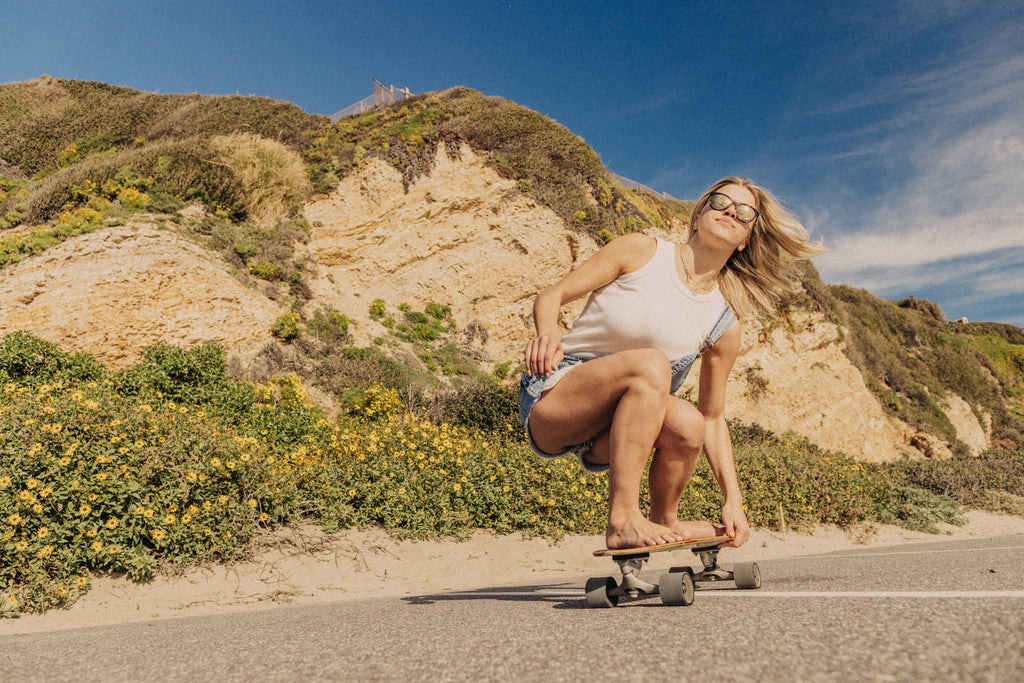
[338,383,403,420]
[428,377,520,433]
[369,299,386,319]
[0,331,105,384]
[306,308,350,344]
[271,312,301,341]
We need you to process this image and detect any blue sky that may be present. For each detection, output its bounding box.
[2,0,1022,325]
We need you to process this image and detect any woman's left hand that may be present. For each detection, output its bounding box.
[720,499,750,548]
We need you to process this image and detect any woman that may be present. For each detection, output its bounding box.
[519,177,825,550]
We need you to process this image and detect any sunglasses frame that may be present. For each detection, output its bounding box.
[708,192,759,224]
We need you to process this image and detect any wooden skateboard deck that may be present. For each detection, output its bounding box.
[593,535,730,558]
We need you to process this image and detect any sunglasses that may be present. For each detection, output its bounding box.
[708,192,759,224]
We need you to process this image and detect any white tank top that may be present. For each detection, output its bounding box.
[560,238,727,361]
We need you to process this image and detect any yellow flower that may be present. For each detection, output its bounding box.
[79,504,92,516]
[15,540,28,551]
[210,458,221,468]
[37,545,53,559]
[26,478,39,489]
[86,529,98,538]
[164,514,176,525]
[0,476,10,488]
[75,576,89,587]
[142,508,154,518]
[105,518,119,529]
[151,529,166,541]
[90,541,103,552]
[7,514,23,526]
[453,483,462,492]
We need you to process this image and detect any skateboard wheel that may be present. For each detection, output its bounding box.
[585,576,618,608]
[733,561,761,589]
[658,570,695,606]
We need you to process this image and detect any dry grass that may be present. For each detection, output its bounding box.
[210,133,312,223]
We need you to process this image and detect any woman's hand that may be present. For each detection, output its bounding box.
[720,499,750,548]
[525,334,563,377]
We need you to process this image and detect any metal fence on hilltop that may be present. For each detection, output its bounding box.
[609,172,677,200]
[331,79,413,122]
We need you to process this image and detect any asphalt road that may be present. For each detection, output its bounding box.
[3,535,1023,682]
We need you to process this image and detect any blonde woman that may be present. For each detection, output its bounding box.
[519,177,825,550]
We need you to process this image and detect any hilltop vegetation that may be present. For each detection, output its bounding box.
[1,78,688,242]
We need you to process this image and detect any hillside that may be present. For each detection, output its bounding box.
[1,76,1022,461]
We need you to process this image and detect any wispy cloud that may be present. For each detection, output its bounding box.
[807,3,1024,322]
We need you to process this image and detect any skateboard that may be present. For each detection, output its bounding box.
[585,536,761,608]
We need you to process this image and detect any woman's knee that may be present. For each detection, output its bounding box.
[656,400,705,454]
[622,349,672,394]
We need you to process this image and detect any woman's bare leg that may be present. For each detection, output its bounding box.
[528,349,682,549]
[647,397,725,539]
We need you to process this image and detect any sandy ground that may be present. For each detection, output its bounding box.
[4,510,1024,636]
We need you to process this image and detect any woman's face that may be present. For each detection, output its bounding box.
[693,183,757,251]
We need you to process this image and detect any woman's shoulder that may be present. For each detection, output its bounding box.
[601,233,659,273]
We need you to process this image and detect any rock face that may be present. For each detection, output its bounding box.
[681,314,932,462]
[301,145,597,363]
[0,225,285,369]
[0,145,990,460]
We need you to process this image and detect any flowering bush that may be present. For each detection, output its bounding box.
[0,332,967,616]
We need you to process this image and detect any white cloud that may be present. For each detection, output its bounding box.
[810,6,1024,323]
[817,115,1024,281]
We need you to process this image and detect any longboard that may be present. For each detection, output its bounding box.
[593,536,729,558]
[586,535,760,608]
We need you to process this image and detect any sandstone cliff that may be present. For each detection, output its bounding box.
[0,144,990,461]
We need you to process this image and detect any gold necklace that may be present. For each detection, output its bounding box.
[678,245,717,294]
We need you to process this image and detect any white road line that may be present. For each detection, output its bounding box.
[816,545,1024,559]
[440,590,1024,599]
[696,590,1024,598]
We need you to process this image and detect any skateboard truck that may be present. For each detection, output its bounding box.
[693,547,733,583]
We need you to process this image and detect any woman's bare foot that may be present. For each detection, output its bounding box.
[650,518,728,541]
[605,512,682,549]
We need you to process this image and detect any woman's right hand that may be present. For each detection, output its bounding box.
[525,334,563,378]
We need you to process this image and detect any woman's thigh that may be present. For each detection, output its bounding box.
[528,348,671,454]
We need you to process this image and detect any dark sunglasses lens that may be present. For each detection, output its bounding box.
[735,205,757,223]
[709,193,729,210]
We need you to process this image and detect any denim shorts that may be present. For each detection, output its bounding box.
[517,354,606,473]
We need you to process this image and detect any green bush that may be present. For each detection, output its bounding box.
[306,308,350,344]
[0,331,105,384]
[271,312,302,341]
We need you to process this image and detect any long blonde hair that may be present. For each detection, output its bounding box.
[687,177,826,320]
